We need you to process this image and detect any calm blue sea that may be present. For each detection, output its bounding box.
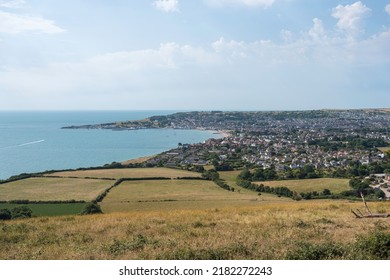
[0,111,219,180]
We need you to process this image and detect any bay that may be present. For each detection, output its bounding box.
[0,111,219,180]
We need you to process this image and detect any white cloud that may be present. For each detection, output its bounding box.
[205,0,275,8]
[308,18,326,41]
[1,18,390,110]
[332,1,371,37]
[0,0,26,9]
[386,4,390,16]
[153,0,179,12]
[0,11,65,34]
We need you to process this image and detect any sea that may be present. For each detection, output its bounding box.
[0,111,220,180]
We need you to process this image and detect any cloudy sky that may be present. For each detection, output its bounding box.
[0,0,389,110]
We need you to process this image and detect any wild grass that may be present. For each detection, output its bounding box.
[0,200,389,259]
[47,167,201,179]
[0,177,111,201]
[257,178,351,194]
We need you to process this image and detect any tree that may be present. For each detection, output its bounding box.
[202,169,220,181]
[322,189,332,196]
[81,202,103,215]
[238,168,252,181]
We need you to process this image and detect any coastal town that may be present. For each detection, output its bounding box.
[65,109,390,191]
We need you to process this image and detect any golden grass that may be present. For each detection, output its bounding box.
[121,155,155,165]
[47,167,201,179]
[1,200,389,260]
[101,179,287,213]
[257,178,351,194]
[0,177,111,201]
[105,180,239,202]
[378,147,390,153]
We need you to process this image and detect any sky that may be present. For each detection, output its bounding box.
[0,0,389,111]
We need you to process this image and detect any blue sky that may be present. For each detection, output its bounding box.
[0,0,389,110]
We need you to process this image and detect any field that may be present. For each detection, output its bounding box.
[0,177,111,201]
[0,203,86,216]
[101,179,287,212]
[0,200,389,259]
[47,167,201,179]
[0,169,389,260]
[256,178,351,194]
[378,147,390,153]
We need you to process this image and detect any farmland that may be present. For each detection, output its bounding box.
[0,177,111,201]
[0,168,389,260]
[101,179,285,212]
[256,178,351,194]
[47,167,201,179]
[0,203,86,217]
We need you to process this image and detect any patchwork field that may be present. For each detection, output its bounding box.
[0,177,111,201]
[257,178,351,194]
[47,167,201,179]
[0,168,389,260]
[101,179,286,212]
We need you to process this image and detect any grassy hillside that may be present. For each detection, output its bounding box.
[0,200,389,260]
[0,169,389,260]
[257,178,351,194]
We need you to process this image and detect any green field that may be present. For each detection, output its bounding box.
[0,203,86,216]
[101,179,286,212]
[0,177,111,201]
[47,167,201,179]
[256,178,351,194]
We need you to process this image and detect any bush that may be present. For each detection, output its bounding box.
[0,208,12,220]
[11,206,33,219]
[354,230,390,259]
[322,189,332,196]
[286,242,345,260]
[81,202,103,215]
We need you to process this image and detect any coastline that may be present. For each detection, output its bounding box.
[120,129,230,166]
[121,155,156,165]
[217,130,232,138]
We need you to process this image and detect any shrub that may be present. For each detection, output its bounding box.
[322,189,332,196]
[0,208,12,220]
[11,206,33,219]
[286,242,345,260]
[81,202,103,215]
[353,230,390,259]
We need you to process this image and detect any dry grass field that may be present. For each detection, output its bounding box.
[0,200,389,260]
[257,178,351,194]
[101,179,288,213]
[47,168,201,179]
[0,177,111,201]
